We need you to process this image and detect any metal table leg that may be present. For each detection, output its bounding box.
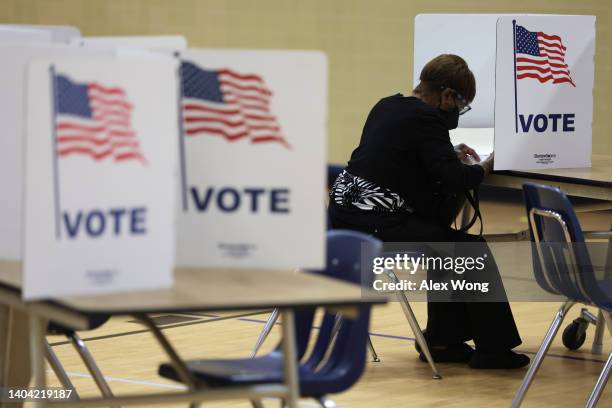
[0,306,9,388]
[135,314,199,389]
[1,307,33,408]
[44,342,78,398]
[281,309,299,408]
[29,313,47,408]
[66,333,116,406]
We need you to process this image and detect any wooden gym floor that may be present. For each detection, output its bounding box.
[35,193,612,407]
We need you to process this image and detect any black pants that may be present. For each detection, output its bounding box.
[328,202,522,352]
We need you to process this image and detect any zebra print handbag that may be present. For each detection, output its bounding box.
[330,170,413,213]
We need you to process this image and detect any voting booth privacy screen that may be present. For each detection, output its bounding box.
[22,56,179,299]
[0,24,80,44]
[0,44,119,262]
[414,14,500,129]
[0,37,329,298]
[176,49,327,270]
[414,14,595,170]
[71,35,187,51]
[494,15,595,170]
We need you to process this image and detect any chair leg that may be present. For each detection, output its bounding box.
[314,315,343,371]
[250,399,265,408]
[510,300,575,408]
[585,312,612,407]
[329,314,379,362]
[66,332,117,404]
[584,351,612,408]
[591,310,606,354]
[251,308,280,358]
[331,314,344,338]
[317,395,338,407]
[385,269,441,379]
[605,311,612,337]
[44,341,79,399]
[367,335,380,362]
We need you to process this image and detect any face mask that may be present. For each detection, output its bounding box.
[438,106,460,130]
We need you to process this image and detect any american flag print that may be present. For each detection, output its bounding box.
[180,61,290,148]
[515,24,575,87]
[53,73,146,163]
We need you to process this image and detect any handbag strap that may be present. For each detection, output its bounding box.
[459,189,483,235]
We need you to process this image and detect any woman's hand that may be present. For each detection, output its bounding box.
[454,143,481,163]
[477,152,495,174]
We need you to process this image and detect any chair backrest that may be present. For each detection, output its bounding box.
[522,183,607,305]
[289,228,380,358]
[297,229,382,395]
[327,164,344,190]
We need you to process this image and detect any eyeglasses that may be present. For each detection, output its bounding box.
[440,86,472,115]
[453,91,472,115]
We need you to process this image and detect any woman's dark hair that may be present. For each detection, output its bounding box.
[414,54,476,102]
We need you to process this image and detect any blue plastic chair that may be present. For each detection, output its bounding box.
[251,163,381,363]
[327,164,344,190]
[511,183,612,408]
[158,230,383,407]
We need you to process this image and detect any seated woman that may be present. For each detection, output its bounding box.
[329,54,529,369]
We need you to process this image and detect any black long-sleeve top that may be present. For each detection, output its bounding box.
[345,94,484,216]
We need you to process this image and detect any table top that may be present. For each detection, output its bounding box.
[0,261,386,315]
[449,129,612,188]
[492,154,612,188]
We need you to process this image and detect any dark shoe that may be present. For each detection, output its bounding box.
[468,350,530,369]
[416,341,474,363]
